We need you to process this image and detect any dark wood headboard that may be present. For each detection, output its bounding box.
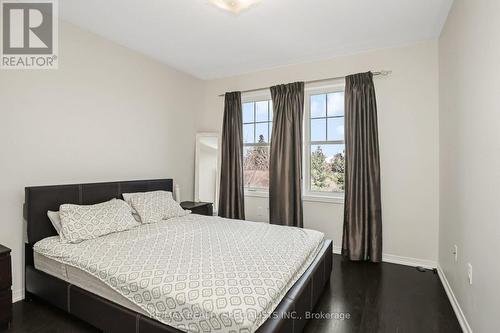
[24,179,173,246]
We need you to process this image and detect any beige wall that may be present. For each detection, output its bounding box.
[198,41,440,266]
[439,0,500,331]
[0,21,203,300]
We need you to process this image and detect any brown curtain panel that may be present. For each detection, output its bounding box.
[218,92,245,220]
[342,72,383,262]
[269,82,305,227]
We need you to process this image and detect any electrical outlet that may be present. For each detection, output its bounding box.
[453,245,458,262]
[467,263,473,285]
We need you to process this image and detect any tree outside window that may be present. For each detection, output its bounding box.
[308,91,345,194]
[243,99,272,190]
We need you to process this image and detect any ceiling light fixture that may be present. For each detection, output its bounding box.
[209,0,261,14]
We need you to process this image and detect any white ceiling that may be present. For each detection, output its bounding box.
[60,0,453,80]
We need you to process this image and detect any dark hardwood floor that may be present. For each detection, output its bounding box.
[4,255,461,333]
[304,255,461,333]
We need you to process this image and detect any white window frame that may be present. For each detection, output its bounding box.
[303,83,345,204]
[242,91,273,196]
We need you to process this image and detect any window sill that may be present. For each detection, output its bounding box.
[244,190,344,204]
[244,190,269,198]
[303,194,344,204]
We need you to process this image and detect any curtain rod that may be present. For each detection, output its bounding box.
[217,70,392,97]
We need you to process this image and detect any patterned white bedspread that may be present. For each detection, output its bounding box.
[34,214,325,333]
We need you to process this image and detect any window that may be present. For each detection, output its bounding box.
[242,97,273,190]
[241,87,344,201]
[304,87,345,197]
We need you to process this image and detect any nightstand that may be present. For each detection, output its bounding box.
[0,244,12,330]
[181,201,214,216]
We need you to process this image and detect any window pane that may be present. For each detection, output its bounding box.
[243,146,270,188]
[327,117,344,141]
[243,103,254,123]
[310,144,345,192]
[327,92,344,117]
[311,118,326,141]
[243,124,254,143]
[255,101,269,122]
[255,122,269,143]
[311,94,326,118]
[269,101,273,121]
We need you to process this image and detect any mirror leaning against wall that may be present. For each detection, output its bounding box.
[194,133,220,215]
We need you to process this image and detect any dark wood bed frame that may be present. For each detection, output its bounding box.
[24,179,333,333]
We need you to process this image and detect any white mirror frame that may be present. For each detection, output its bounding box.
[194,132,221,213]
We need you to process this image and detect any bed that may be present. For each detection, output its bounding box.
[24,179,333,333]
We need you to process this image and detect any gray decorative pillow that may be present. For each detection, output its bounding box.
[59,199,139,243]
[122,190,190,224]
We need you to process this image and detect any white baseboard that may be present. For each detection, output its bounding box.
[382,253,436,269]
[12,288,25,302]
[332,246,437,269]
[437,265,472,333]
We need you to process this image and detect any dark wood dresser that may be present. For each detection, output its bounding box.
[0,244,12,330]
[181,201,213,216]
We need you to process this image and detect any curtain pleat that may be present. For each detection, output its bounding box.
[342,72,383,262]
[269,82,305,227]
[218,92,245,220]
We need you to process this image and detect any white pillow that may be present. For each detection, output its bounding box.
[47,210,62,234]
[122,190,189,224]
[59,199,139,243]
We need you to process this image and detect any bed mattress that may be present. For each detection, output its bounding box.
[34,214,325,333]
[34,251,147,315]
